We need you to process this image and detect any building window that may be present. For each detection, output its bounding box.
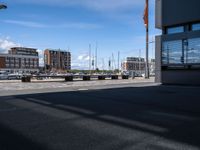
[187,38,200,63]
[162,40,182,64]
[192,23,200,31]
[162,38,200,66]
[166,26,184,34]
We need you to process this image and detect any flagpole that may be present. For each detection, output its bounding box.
[145,0,150,79]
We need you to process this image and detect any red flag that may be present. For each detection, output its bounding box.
[143,0,148,27]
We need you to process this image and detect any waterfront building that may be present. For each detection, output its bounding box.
[0,47,39,73]
[44,49,71,72]
[155,0,200,85]
[122,57,146,75]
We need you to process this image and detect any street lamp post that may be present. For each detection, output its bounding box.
[0,4,7,10]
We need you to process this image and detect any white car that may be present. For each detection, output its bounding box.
[7,74,22,80]
[0,71,8,80]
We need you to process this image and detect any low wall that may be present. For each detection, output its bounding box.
[162,70,200,85]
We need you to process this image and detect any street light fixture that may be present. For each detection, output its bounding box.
[0,4,7,10]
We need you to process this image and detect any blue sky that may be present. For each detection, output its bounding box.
[0,0,160,69]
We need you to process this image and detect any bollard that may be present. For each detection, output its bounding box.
[65,76,73,81]
[122,75,129,79]
[21,76,31,82]
[83,76,91,81]
[111,75,118,80]
[98,76,106,80]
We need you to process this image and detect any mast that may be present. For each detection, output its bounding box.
[89,44,91,74]
[95,42,98,70]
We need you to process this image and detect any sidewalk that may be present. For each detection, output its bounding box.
[0,77,155,96]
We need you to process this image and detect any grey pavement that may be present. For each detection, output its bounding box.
[0,78,155,96]
[0,81,200,150]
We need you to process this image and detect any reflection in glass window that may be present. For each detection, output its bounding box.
[187,38,200,63]
[162,40,182,64]
[192,23,200,31]
[167,26,184,34]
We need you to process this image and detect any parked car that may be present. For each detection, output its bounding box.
[0,71,8,80]
[7,73,22,80]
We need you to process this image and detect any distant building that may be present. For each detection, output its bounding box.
[44,49,71,72]
[9,47,38,56]
[122,57,146,74]
[155,0,200,85]
[150,59,155,75]
[0,47,39,73]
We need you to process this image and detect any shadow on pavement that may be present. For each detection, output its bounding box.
[0,85,200,149]
[0,123,47,150]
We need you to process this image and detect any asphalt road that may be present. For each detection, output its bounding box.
[0,84,200,150]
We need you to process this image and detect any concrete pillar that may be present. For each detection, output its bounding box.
[122,75,129,79]
[21,76,31,82]
[155,35,162,83]
[65,76,73,81]
[111,75,118,80]
[98,76,106,80]
[83,76,90,81]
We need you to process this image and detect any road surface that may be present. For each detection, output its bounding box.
[0,81,200,150]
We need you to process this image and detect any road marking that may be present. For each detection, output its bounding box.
[56,104,94,115]
[77,89,89,91]
[26,98,52,105]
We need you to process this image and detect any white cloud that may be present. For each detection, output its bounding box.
[0,37,21,53]
[72,53,92,70]
[75,0,142,11]
[3,20,102,29]
[71,61,89,70]
[11,0,143,12]
[78,54,90,61]
[59,23,102,29]
[3,20,47,28]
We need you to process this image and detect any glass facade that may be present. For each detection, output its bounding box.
[162,38,200,65]
[187,38,200,63]
[162,40,182,64]
[192,23,200,31]
[167,26,184,34]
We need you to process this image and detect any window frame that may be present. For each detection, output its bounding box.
[166,26,184,34]
[191,23,200,31]
[162,38,200,70]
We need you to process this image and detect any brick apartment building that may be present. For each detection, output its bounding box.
[44,49,71,72]
[0,47,39,73]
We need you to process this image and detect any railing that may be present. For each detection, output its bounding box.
[21,74,130,82]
